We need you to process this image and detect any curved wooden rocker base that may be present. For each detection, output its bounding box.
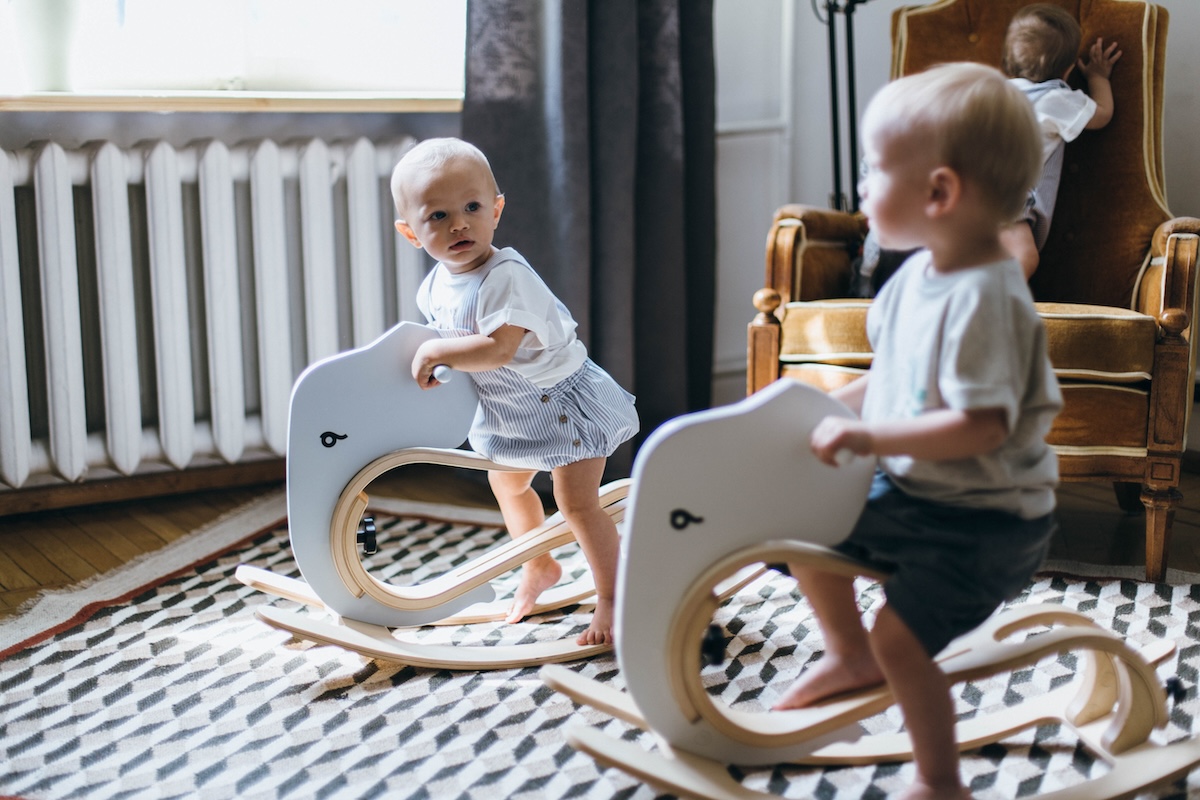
[543,621,1177,763]
[236,564,599,627]
[238,476,629,670]
[657,543,1173,758]
[542,585,1199,798]
[237,559,771,630]
[241,447,772,671]
[243,560,770,672]
[257,605,612,670]
[566,723,1200,800]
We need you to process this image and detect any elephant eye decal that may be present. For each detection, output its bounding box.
[670,508,704,530]
[320,431,348,448]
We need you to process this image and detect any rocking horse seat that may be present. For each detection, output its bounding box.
[239,321,632,670]
[565,715,1200,800]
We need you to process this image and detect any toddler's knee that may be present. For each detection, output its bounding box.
[488,470,535,498]
[552,491,600,521]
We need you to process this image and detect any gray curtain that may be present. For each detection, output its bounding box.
[463,0,716,476]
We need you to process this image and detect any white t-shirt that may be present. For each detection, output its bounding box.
[1010,77,1096,163]
[862,252,1063,519]
[417,247,588,388]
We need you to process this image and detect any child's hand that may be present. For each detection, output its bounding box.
[810,416,872,467]
[1078,37,1121,81]
[412,360,440,389]
[411,344,445,390]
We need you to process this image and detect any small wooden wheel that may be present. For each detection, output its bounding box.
[357,515,378,555]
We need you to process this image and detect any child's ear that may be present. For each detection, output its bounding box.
[493,194,506,225]
[395,220,423,248]
[925,167,961,218]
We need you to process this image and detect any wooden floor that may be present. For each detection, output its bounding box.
[3,466,1200,621]
[1052,471,1200,572]
[0,465,499,619]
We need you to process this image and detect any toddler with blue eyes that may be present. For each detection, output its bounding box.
[390,137,639,646]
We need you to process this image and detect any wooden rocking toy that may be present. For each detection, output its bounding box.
[541,379,1200,798]
[236,321,630,669]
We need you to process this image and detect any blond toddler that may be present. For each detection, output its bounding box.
[774,64,1063,800]
[391,138,639,646]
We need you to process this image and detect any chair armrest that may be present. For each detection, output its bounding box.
[1135,217,1200,463]
[749,205,866,396]
[772,204,867,238]
[765,205,867,305]
[1139,217,1200,326]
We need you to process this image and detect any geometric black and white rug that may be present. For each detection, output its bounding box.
[2,504,1198,799]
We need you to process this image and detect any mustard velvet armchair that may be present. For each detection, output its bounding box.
[747,0,1200,581]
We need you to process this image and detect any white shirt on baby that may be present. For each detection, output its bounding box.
[417,246,588,388]
[1009,77,1097,163]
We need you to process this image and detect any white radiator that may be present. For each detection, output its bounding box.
[0,135,427,493]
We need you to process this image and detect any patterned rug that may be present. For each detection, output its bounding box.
[0,489,288,660]
[2,502,1198,800]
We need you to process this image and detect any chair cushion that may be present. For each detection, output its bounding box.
[777,299,1157,451]
[780,300,873,367]
[779,300,1157,383]
[1037,303,1156,382]
[778,364,1149,451]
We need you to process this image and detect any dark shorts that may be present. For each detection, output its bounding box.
[834,472,1057,657]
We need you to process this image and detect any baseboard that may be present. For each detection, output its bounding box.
[0,460,285,517]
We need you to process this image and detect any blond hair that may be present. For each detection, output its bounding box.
[1003,3,1082,82]
[862,62,1042,222]
[390,137,501,218]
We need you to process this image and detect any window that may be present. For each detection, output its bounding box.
[0,0,466,95]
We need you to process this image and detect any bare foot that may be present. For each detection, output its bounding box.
[772,651,885,710]
[576,596,614,646]
[506,554,562,623]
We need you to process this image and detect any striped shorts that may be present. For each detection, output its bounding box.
[469,359,639,471]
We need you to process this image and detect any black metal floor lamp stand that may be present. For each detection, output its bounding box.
[824,0,874,212]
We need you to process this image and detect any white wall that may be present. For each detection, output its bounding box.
[711,0,794,406]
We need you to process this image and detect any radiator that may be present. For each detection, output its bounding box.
[0,135,427,494]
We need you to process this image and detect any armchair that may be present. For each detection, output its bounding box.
[747,0,1200,581]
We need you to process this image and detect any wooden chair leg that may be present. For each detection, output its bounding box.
[1140,486,1180,582]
